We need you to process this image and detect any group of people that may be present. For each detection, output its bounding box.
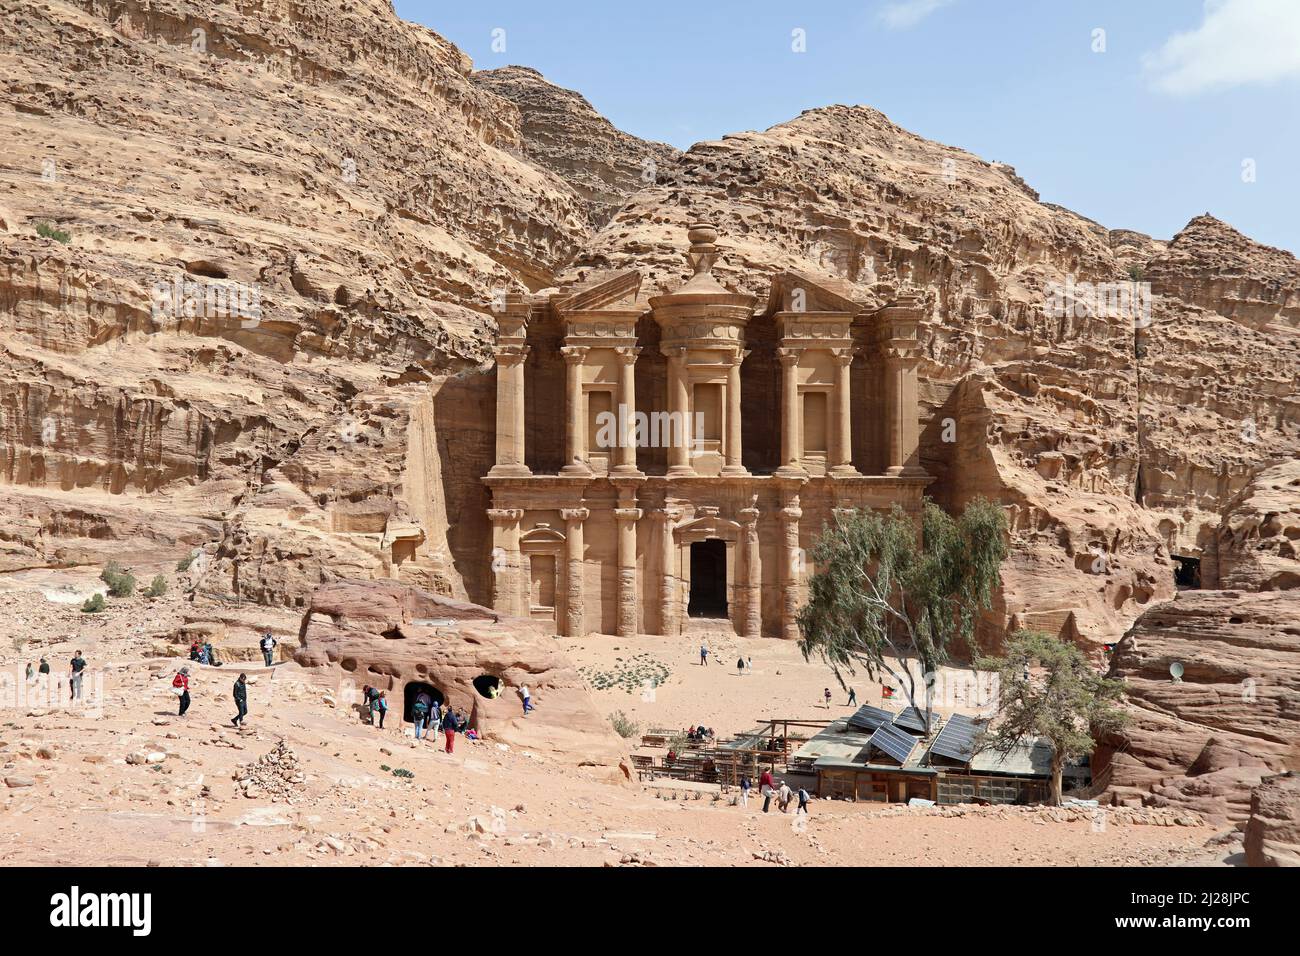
[188,640,220,666]
[24,651,88,702]
[169,666,251,726]
[686,725,715,742]
[365,685,470,753]
[741,769,809,815]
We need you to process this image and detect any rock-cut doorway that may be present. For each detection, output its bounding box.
[688,538,728,619]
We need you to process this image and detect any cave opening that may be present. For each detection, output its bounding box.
[403,681,444,723]
[1172,554,1201,590]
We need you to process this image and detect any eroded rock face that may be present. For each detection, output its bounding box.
[294,579,627,773]
[1096,589,1300,823]
[0,0,590,594]
[1244,772,1300,867]
[472,66,681,228]
[1206,460,1300,592]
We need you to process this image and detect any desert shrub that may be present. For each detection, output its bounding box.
[144,575,167,598]
[100,561,136,598]
[81,593,106,613]
[176,553,196,572]
[609,710,640,739]
[36,221,70,243]
[391,767,413,779]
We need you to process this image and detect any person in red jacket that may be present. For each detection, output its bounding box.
[173,667,191,717]
[760,769,775,813]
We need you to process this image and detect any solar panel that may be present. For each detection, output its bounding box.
[892,706,939,735]
[928,713,982,764]
[867,722,918,764]
[846,705,895,733]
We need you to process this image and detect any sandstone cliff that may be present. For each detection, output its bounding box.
[472,66,681,229]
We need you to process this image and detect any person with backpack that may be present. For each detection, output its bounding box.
[69,650,87,702]
[412,690,432,740]
[796,787,810,816]
[740,774,751,808]
[259,631,277,667]
[372,690,388,729]
[173,667,191,717]
[232,673,248,727]
[699,644,709,666]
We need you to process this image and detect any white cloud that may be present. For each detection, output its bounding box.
[1143,0,1300,95]
[879,0,958,31]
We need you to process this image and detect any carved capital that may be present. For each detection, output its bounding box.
[487,508,524,523]
[560,345,589,364]
[777,347,801,367]
[560,507,590,523]
[493,345,530,366]
[615,346,642,365]
[613,508,643,522]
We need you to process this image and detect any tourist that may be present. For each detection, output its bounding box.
[519,683,533,715]
[430,698,443,735]
[373,690,388,729]
[760,768,775,812]
[38,657,50,675]
[69,650,87,702]
[232,673,248,727]
[189,641,203,662]
[737,656,745,677]
[740,775,751,808]
[777,780,792,813]
[823,687,832,709]
[203,641,220,666]
[796,787,810,816]
[260,631,277,667]
[25,661,34,681]
[847,687,857,706]
[173,667,191,717]
[443,707,459,753]
[699,644,709,666]
[412,689,432,740]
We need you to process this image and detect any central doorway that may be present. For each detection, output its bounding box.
[403,681,445,723]
[688,538,728,618]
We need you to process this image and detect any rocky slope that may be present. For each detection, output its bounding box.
[0,0,597,598]
[472,66,681,228]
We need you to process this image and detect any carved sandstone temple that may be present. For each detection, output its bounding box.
[484,224,930,639]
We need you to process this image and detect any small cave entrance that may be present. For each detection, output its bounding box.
[403,681,444,723]
[1172,554,1201,590]
[473,674,503,699]
[688,538,728,618]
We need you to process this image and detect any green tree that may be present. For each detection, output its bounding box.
[100,561,136,598]
[979,630,1127,805]
[798,498,1008,732]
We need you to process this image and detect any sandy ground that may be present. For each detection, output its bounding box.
[0,571,1224,867]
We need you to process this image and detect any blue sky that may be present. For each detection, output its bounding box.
[396,0,1300,253]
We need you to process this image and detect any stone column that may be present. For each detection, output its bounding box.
[884,345,922,476]
[776,348,805,477]
[560,507,588,636]
[664,347,693,477]
[779,494,803,640]
[739,501,762,638]
[487,508,524,616]
[722,349,748,476]
[560,346,590,475]
[613,501,642,637]
[658,507,682,635]
[488,347,530,477]
[612,346,641,475]
[830,348,857,476]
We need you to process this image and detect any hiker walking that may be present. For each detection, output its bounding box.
[778,780,792,813]
[38,657,50,675]
[372,690,388,729]
[847,687,857,706]
[232,673,248,727]
[430,698,443,735]
[760,768,775,813]
[740,774,751,808]
[173,667,191,717]
[823,687,832,709]
[69,650,87,702]
[699,644,709,666]
[518,683,533,715]
[412,690,432,740]
[736,657,745,677]
[796,787,810,816]
[259,631,277,667]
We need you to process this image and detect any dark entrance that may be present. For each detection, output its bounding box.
[1172,555,1201,589]
[403,681,444,723]
[688,539,728,618]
